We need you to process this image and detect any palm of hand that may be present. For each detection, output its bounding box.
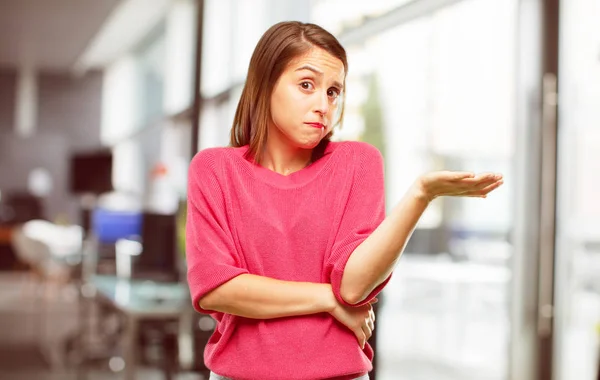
[418,171,504,200]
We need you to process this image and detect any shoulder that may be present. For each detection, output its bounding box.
[189,146,238,184]
[335,140,383,164]
[190,147,234,174]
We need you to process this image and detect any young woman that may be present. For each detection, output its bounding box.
[186,21,503,380]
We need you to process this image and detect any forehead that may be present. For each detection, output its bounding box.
[287,48,345,79]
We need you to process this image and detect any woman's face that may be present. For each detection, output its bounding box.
[269,47,345,150]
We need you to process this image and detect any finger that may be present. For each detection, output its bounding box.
[366,310,375,329]
[461,171,501,181]
[369,298,379,304]
[458,177,501,194]
[450,172,475,181]
[481,179,504,193]
[473,177,502,191]
[460,174,500,187]
[357,330,367,349]
[474,172,502,179]
[361,322,372,342]
[362,315,373,335]
[464,179,504,197]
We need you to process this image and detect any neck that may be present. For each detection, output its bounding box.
[262,132,313,176]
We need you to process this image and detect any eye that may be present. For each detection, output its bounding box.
[300,81,314,91]
[328,88,341,99]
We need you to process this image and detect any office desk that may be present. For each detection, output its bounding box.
[83,275,192,380]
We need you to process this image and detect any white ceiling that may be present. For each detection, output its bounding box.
[0,0,121,70]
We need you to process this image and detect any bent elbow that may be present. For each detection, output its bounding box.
[340,286,365,306]
[198,295,212,310]
[198,275,244,312]
[198,290,221,311]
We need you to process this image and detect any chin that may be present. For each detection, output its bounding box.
[296,130,325,149]
[296,137,322,150]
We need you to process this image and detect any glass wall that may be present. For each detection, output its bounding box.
[311,0,517,379]
[177,1,600,378]
[196,1,561,379]
[555,0,600,378]
[198,0,311,150]
[101,0,197,204]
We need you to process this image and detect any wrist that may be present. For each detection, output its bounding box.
[411,178,434,203]
[321,283,337,313]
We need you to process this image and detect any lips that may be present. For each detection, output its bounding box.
[306,122,325,129]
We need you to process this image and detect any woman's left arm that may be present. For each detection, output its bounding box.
[341,171,503,305]
[339,181,428,305]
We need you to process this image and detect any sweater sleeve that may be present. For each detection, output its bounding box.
[325,142,392,307]
[186,150,249,314]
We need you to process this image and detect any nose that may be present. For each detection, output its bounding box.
[313,90,329,116]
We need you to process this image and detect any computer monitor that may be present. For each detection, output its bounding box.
[69,150,113,195]
[134,212,179,282]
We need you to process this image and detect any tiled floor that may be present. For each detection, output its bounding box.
[376,255,600,380]
[1,256,598,380]
[0,263,508,380]
[376,256,509,380]
[0,272,204,380]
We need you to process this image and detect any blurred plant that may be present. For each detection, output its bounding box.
[177,199,187,258]
[360,72,386,165]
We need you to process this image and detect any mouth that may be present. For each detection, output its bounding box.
[305,122,326,129]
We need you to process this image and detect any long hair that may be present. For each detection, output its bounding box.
[229,21,348,164]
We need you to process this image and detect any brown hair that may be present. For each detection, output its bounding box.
[229,21,348,164]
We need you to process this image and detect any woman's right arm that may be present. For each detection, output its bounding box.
[187,155,336,319]
[199,274,335,319]
[199,274,376,349]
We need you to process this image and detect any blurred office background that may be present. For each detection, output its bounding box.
[0,0,598,379]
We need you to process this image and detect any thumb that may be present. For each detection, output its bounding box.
[453,171,475,180]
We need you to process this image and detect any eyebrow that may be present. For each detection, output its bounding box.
[295,65,344,90]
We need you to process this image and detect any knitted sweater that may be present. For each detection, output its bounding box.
[186,140,391,380]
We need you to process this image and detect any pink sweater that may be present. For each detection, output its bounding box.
[186,140,391,380]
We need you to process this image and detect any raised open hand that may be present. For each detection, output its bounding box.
[414,171,504,202]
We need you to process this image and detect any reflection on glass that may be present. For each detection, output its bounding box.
[312,0,415,35]
[315,0,517,378]
[137,24,166,126]
[555,0,600,378]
